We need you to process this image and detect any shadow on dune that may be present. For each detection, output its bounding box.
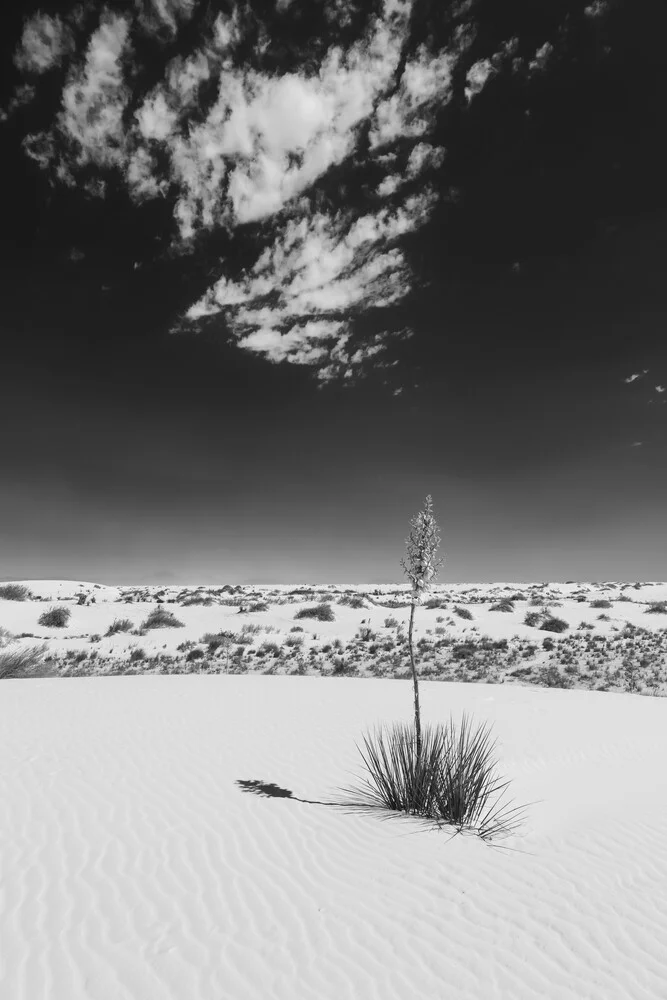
[235,778,446,836]
[235,778,342,807]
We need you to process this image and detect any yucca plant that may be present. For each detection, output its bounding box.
[337,714,527,842]
[0,642,50,679]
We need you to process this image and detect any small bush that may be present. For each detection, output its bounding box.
[284,634,304,647]
[335,715,526,842]
[290,625,304,632]
[384,617,399,628]
[589,599,612,609]
[0,643,50,679]
[646,601,667,614]
[524,611,543,627]
[538,665,573,688]
[129,648,146,662]
[540,616,569,634]
[338,594,366,609]
[0,583,32,601]
[38,606,71,628]
[489,600,514,613]
[294,603,335,622]
[453,606,474,621]
[141,607,184,629]
[186,648,205,662]
[105,618,133,637]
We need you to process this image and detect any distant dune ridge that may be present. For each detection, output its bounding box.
[1,579,667,694]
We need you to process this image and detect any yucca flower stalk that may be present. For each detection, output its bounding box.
[400,495,443,761]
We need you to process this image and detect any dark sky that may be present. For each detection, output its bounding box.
[1,0,666,585]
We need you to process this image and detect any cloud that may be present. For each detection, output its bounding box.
[10,0,462,383]
[14,13,74,75]
[186,188,436,378]
[135,0,197,40]
[23,12,133,178]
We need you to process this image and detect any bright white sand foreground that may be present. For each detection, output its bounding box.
[1,675,667,999]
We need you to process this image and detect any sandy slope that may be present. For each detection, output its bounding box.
[0,580,667,694]
[1,674,667,999]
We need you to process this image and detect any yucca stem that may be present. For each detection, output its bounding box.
[407,600,422,762]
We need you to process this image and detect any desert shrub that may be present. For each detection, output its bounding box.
[384,616,399,628]
[0,583,32,601]
[646,601,667,614]
[289,625,304,632]
[248,601,269,612]
[89,634,101,642]
[129,648,146,662]
[538,664,573,688]
[331,656,356,675]
[540,616,569,633]
[105,618,133,636]
[335,715,526,842]
[524,611,543,627]
[489,600,514,613]
[424,597,446,609]
[260,641,281,656]
[294,603,335,622]
[141,607,184,629]
[590,599,612,609]
[0,642,51,679]
[284,634,304,647]
[186,648,204,662]
[542,636,555,651]
[338,593,366,608]
[453,606,474,621]
[38,606,71,628]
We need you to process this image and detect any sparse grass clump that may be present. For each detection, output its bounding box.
[284,634,304,648]
[38,606,71,628]
[646,601,667,614]
[453,606,474,621]
[141,607,184,629]
[489,599,514,613]
[590,599,612,609]
[336,714,526,842]
[338,593,366,609]
[0,583,32,601]
[294,603,335,622]
[105,618,133,636]
[0,642,50,679]
[540,616,569,633]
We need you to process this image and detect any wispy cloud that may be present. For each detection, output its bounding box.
[135,0,197,40]
[14,12,75,75]
[9,0,461,382]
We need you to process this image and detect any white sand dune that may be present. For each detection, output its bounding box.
[2,673,667,999]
